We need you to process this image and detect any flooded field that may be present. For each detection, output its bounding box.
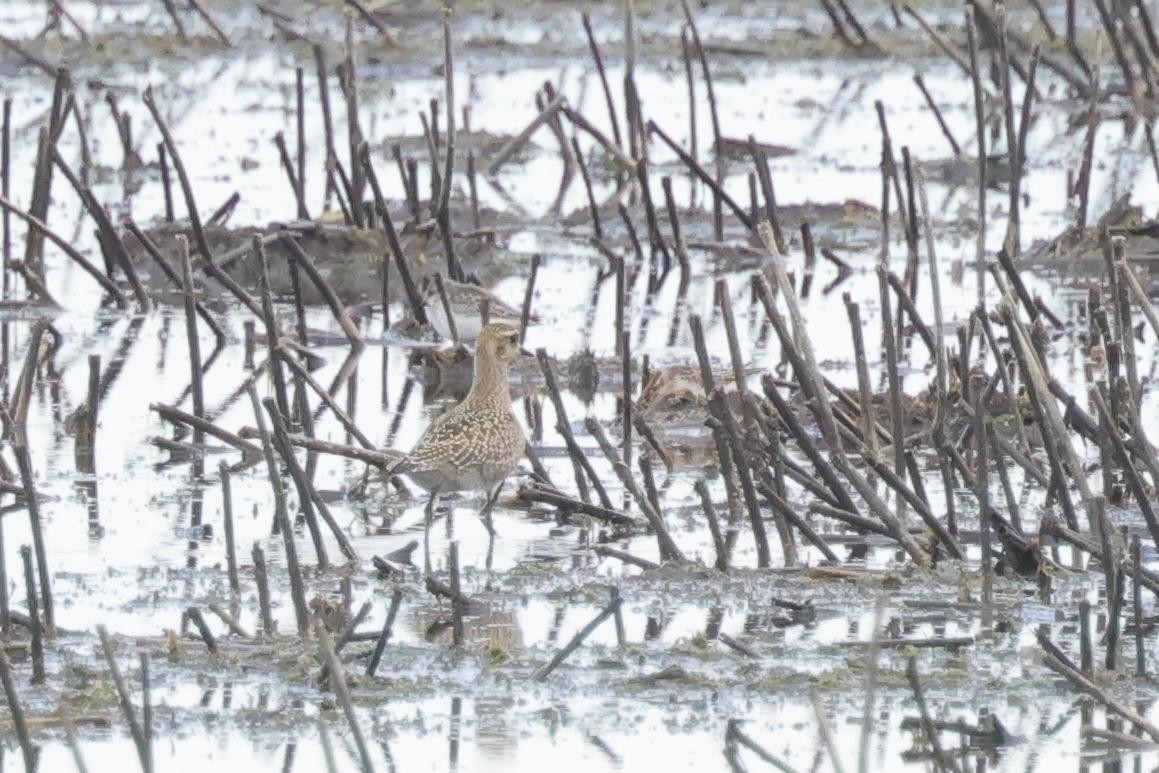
[1,0,1159,770]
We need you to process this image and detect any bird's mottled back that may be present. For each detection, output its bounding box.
[391,323,526,493]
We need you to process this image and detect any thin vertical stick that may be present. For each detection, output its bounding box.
[367,589,403,676]
[449,542,464,647]
[295,66,307,220]
[966,6,987,261]
[1134,535,1146,677]
[220,461,240,596]
[0,648,35,770]
[179,236,205,439]
[252,542,274,636]
[14,435,52,634]
[98,625,150,773]
[316,624,375,773]
[248,383,309,637]
[21,546,43,683]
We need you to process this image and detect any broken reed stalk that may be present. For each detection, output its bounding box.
[207,601,250,638]
[754,232,842,450]
[315,623,375,773]
[20,546,43,683]
[1133,536,1146,677]
[449,541,464,646]
[536,350,613,508]
[278,235,363,350]
[252,542,274,636]
[694,479,727,570]
[580,13,623,151]
[906,657,959,773]
[98,625,152,773]
[912,74,960,157]
[533,595,622,681]
[0,645,36,769]
[1090,388,1159,547]
[183,606,219,653]
[367,589,404,677]
[143,87,265,318]
[122,219,226,346]
[177,236,205,450]
[487,94,566,175]
[518,483,638,528]
[705,394,776,568]
[1040,635,1159,741]
[262,397,330,568]
[51,149,151,309]
[13,433,53,635]
[965,6,987,262]
[648,121,753,231]
[998,303,1087,528]
[360,144,427,324]
[0,194,122,307]
[974,393,993,608]
[572,138,601,239]
[247,383,309,636]
[585,417,685,562]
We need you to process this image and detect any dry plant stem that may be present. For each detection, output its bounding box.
[367,588,404,676]
[252,543,274,636]
[581,13,623,150]
[274,132,308,220]
[965,7,986,262]
[1074,92,1099,231]
[761,377,859,515]
[151,403,260,461]
[345,0,393,38]
[1041,647,1159,741]
[207,601,250,638]
[754,236,841,450]
[974,393,993,608]
[51,150,151,309]
[98,625,151,773]
[519,483,639,528]
[884,269,936,356]
[0,194,120,306]
[759,483,839,562]
[536,350,613,508]
[122,219,225,344]
[705,394,774,568]
[533,596,622,681]
[277,235,363,350]
[449,542,464,646]
[906,657,960,773]
[187,0,230,45]
[831,453,931,566]
[279,350,372,448]
[648,120,753,231]
[586,417,684,561]
[843,295,878,465]
[876,268,905,477]
[1090,389,1159,546]
[487,94,565,175]
[247,383,309,636]
[20,546,43,683]
[1041,516,1159,597]
[13,434,52,634]
[160,0,188,42]
[572,138,602,239]
[749,142,786,253]
[360,144,427,324]
[316,623,375,773]
[143,89,264,317]
[183,607,218,652]
[593,544,657,570]
[859,453,961,558]
[0,647,35,770]
[694,478,727,569]
[902,5,971,75]
[679,0,724,237]
[729,723,798,772]
[912,74,960,156]
[1000,303,1092,521]
[561,107,636,170]
[263,398,329,568]
[1133,536,1146,677]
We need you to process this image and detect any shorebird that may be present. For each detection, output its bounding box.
[387,323,527,529]
[421,275,528,342]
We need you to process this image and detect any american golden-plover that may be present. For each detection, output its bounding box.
[388,323,527,528]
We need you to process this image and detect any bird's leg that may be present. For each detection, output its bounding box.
[479,480,504,536]
[423,488,439,575]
